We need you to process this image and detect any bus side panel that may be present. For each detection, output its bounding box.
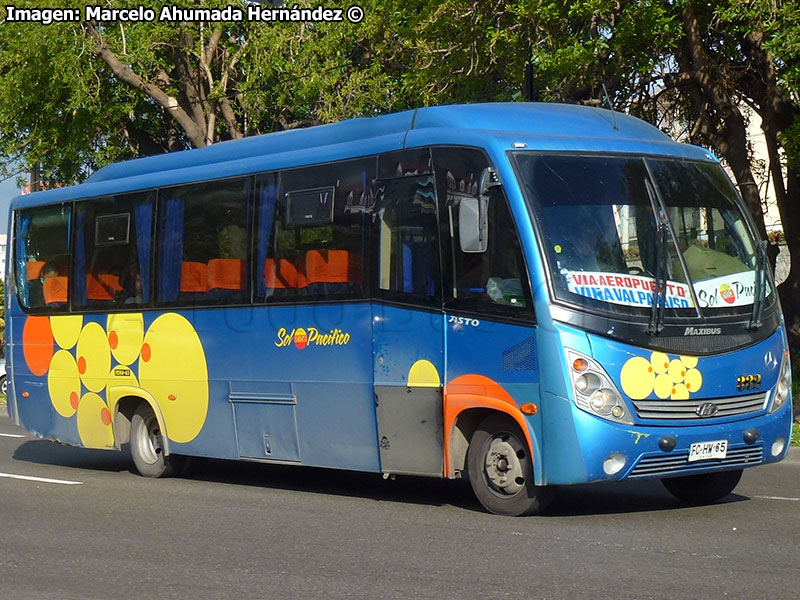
[10,311,96,447]
[372,304,445,476]
[10,303,380,473]
[176,302,379,471]
[444,317,543,481]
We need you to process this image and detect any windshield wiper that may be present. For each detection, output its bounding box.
[748,240,767,330]
[647,222,670,335]
[645,179,669,335]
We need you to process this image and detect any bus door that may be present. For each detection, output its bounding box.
[433,148,540,478]
[371,173,446,477]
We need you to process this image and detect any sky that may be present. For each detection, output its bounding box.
[0,169,24,233]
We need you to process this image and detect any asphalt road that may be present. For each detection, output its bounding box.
[1,407,799,600]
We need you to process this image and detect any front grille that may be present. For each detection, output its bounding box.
[628,445,763,478]
[632,392,767,420]
[646,334,755,355]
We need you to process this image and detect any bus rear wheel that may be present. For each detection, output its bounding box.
[467,414,551,516]
[661,469,743,503]
[130,404,176,478]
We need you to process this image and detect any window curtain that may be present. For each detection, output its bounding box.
[256,177,277,297]
[73,209,87,306]
[134,200,153,301]
[158,196,184,303]
[15,212,31,306]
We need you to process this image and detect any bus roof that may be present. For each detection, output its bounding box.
[12,102,715,207]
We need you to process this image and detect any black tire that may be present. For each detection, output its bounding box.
[467,414,552,516]
[0,375,7,396]
[130,404,175,478]
[661,469,743,503]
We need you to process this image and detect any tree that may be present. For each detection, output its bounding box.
[0,0,428,184]
[1,0,798,352]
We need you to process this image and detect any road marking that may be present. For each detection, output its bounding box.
[0,472,83,485]
[0,433,26,438]
[754,495,800,502]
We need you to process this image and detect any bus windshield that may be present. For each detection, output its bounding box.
[515,154,768,318]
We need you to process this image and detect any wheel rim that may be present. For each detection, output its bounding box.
[483,432,527,496]
[135,413,163,465]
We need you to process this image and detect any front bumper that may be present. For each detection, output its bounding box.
[540,392,792,485]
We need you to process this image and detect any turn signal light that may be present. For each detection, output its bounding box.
[521,403,538,415]
[572,358,589,372]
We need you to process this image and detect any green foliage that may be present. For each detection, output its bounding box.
[0,0,431,184]
[0,0,798,201]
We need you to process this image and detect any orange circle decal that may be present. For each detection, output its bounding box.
[22,316,54,376]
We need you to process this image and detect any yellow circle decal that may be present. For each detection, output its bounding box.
[619,356,654,400]
[76,392,114,449]
[653,373,673,399]
[76,322,112,393]
[650,352,670,374]
[107,313,145,366]
[407,360,441,388]
[680,355,698,369]
[138,313,209,444]
[684,368,702,393]
[667,359,686,384]
[47,350,81,418]
[50,315,83,350]
[671,383,690,400]
[106,365,140,399]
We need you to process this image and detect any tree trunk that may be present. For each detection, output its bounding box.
[777,164,800,359]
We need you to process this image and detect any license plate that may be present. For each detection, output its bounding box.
[688,440,728,462]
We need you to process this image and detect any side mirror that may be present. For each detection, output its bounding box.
[458,167,498,253]
[459,196,488,253]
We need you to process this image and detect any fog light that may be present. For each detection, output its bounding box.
[771,437,786,457]
[659,435,677,451]
[743,428,760,444]
[603,452,626,476]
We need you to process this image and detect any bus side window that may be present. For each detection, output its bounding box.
[432,147,534,321]
[256,158,373,303]
[156,177,250,306]
[14,204,72,311]
[372,175,442,306]
[73,192,155,309]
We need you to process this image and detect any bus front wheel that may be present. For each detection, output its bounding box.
[467,414,552,516]
[661,469,743,503]
[130,404,176,478]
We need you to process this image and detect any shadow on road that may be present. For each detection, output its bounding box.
[13,439,132,473]
[547,479,748,516]
[11,437,749,515]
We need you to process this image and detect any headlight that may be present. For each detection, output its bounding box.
[576,373,602,395]
[769,352,792,413]
[567,349,633,424]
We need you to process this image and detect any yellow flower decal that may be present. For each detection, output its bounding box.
[620,352,703,400]
[23,313,209,450]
